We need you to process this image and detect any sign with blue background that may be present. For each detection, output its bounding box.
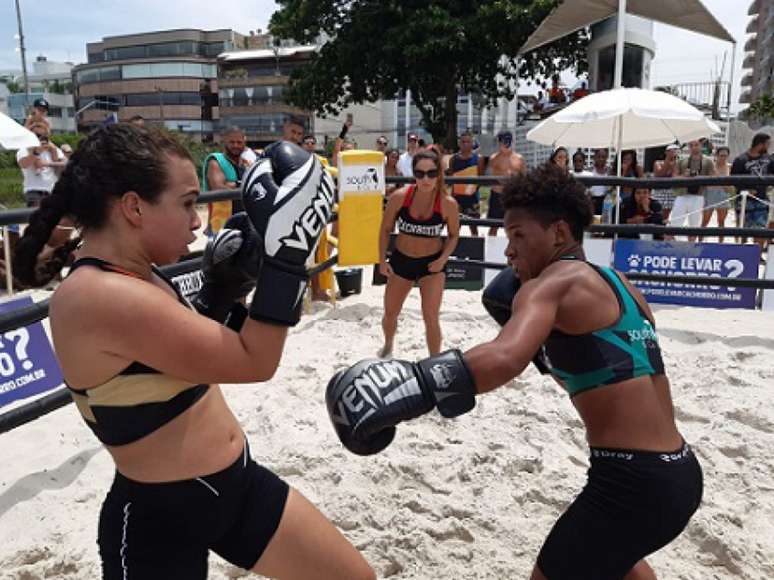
[613,240,760,309]
[0,296,64,408]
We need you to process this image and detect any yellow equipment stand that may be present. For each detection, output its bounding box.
[336,150,385,266]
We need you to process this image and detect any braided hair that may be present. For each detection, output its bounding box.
[13,124,192,287]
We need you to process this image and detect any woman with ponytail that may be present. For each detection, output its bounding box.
[13,124,373,580]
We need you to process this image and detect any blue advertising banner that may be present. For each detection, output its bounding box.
[0,296,64,408]
[613,240,760,309]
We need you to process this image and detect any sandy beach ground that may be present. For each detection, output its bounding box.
[0,275,773,579]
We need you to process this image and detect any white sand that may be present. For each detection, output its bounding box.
[1,281,773,579]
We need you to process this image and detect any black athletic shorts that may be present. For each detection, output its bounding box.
[487,190,505,220]
[389,249,445,281]
[98,439,289,579]
[537,442,703,580]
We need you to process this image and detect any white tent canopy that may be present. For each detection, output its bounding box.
[520,0,734,54]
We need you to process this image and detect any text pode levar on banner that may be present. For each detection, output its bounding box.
[0,296,64,408]
[613,240,760,309]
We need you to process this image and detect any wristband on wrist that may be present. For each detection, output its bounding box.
[249,258,309,326]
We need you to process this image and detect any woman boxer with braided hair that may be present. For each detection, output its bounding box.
[13,124,373,580]
[326,165,702,579]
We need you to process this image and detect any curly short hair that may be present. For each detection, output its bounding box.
[501,165,592,241]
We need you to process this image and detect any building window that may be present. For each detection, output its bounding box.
[218,85,285,107]
[75,66,121,83]
[220,113,291,134]
[125,91,202,106]
[121,62,216,79]
[597,44,645,90]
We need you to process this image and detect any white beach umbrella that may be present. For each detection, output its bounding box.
[527,87,721,150]
[0,111,39,150]
[527,87,721,224]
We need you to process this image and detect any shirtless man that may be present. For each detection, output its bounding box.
[486,131,525,236]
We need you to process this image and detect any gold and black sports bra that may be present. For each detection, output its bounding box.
[65,257,209,446]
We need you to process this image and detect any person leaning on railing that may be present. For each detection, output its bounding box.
[619,187,665,240]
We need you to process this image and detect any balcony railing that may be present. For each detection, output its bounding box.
[748,0,759,15]
[744,35,757,52]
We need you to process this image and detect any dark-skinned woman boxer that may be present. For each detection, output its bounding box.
[378,149,460,357]
[326,165,702,580]
[13,125,374,580]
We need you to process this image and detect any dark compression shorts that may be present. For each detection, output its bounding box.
[389,249,445,281]
[537,442,703,580]
[98,439,289,579]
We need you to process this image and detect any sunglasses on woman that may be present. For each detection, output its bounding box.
[414,169,439,179]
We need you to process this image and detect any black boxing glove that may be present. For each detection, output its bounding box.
[481,267,550,374]
[242,141,336,326]
[326,350,476,456]
[192,212,259,325]
[482,267,521,327]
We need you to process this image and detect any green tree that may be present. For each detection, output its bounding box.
[1,79,22,94]
[748,95,774,124]
[270,0,587,148]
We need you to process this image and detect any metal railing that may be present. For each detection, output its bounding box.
[1,174,773,433]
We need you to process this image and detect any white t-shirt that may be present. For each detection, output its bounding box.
[588,166,609,197]
[397,151,414,178]
[16,146,63,193]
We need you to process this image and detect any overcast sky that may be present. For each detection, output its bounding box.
[0,0,748,112]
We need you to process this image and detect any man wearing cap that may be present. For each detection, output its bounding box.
[375,136,388,153]
[24,98,51,132]
[397,132,420,177]
[485,131,524,236]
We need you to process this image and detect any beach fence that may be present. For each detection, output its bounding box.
[0,175,773,434]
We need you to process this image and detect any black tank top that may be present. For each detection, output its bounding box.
[65,257,209,446]
[395,185,445,238]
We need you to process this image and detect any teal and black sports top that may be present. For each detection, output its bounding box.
[535,261,665,397]
[65,257,210,446]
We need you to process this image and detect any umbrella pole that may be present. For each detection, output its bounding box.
[614,0,627,89]
[614,118,623,228]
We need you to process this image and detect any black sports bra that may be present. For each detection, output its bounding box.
[65,257,209,446]
[395,185,445,238]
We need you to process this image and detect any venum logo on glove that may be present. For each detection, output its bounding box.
[250,182,268,202]
[329,360,420,428]
[279,168,336,254]
[428,363,454,390]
